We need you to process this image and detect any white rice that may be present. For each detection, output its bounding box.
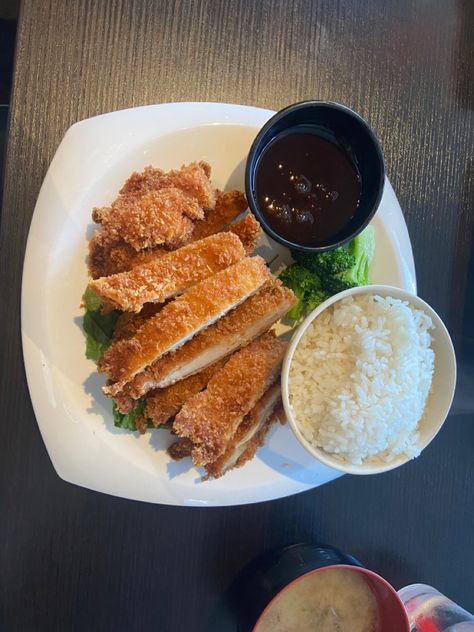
[288,294,435,465]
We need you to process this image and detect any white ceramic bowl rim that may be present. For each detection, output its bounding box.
[281,285,457,475]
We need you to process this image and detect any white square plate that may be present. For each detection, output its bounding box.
[21,102,416,506]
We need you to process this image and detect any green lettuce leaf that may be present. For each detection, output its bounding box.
[83,309,120,361]
[112,399,155,431]
[83,286,102,312]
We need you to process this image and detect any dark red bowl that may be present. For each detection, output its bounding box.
[230,543,408,632]
[253,565,410,632]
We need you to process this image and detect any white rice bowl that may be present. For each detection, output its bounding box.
[288,294,435,465]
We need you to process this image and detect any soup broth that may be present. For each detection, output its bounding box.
[256,567,378,632]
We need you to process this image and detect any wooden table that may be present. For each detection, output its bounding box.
[1,1,473,629]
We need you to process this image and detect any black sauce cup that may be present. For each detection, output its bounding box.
[245,101,385,252]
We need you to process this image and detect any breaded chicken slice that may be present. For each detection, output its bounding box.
[191,190,248,241]
[112,303,164,342]
[88,233,167,279]
[89,232,245,312]
[93,188,198,251]
[88,190,250,278]
[99,256,271,389]
[122,278,296,398]
[232,404,285,468]
[119,161,215,209]
[173,332,287,466]
[204,383,282,479]
[227,214,262,254]
[167,400,285,469]
[144,359,227,425]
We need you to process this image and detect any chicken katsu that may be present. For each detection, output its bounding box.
[173,332,287,466]
[227,214,262,254]
[94,188,198,251]
[88,189,249,279]
[167,399,285,475]
[119,161,215,209]
[88,232,161,279]
[83,161,297,480]
[144,359,227,425]
[204,383,283,478]
[89,232,246,312]
[100,256,272,389]
[191,190,248,241]
[121,278,296,398]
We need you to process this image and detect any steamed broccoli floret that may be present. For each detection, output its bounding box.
[291,226,376,294]
[305,288,331,313]
[279,264,329,321]
[324,226,376,292]
[322,272,358,294]
[292,247,356,277]
[279,226,376,322]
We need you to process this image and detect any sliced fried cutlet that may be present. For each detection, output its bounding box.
[123,278,296,398]
[204,383,282,479]
[89,232,245,312]
[88,233,168,279]
[145,359,227,426]
[95,188,198,251]
[191,190,248,241]
[99,256,271,389]
[119,161,215,209]
[233,404,285,467]
[167,399,285,466]
[88,230,121,279]
[88,190,250,278]
[173,332,287,466]
[226,214,261,254]
[112,304,164,342]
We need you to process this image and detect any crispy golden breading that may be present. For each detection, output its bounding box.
[204,384,282,479]
[134,414,149,435]
[112,304,164,342]
[119,166,165,195]
[226,214,262,254]
[88,190,249,279]
[95,188,198,251]
[112,391,136,414]
[122,278,296,398]
[167,438,194,460]
[119,162,215,209]
[191,190,248,241]
[145,359,227,426]
[165,400,284,465]
[233,404,284,467]
[88,231,119,279]
[100,256,271,389]
[88,234,168,279]
[173,332,287,466]
[89,232,246,312]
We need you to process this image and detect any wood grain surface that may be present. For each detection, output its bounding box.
[0,1,473,630]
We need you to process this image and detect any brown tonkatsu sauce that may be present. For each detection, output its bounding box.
[256,131,362,245]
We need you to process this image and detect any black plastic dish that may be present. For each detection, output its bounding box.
[245,100,386,252]
[231,543,363,631]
